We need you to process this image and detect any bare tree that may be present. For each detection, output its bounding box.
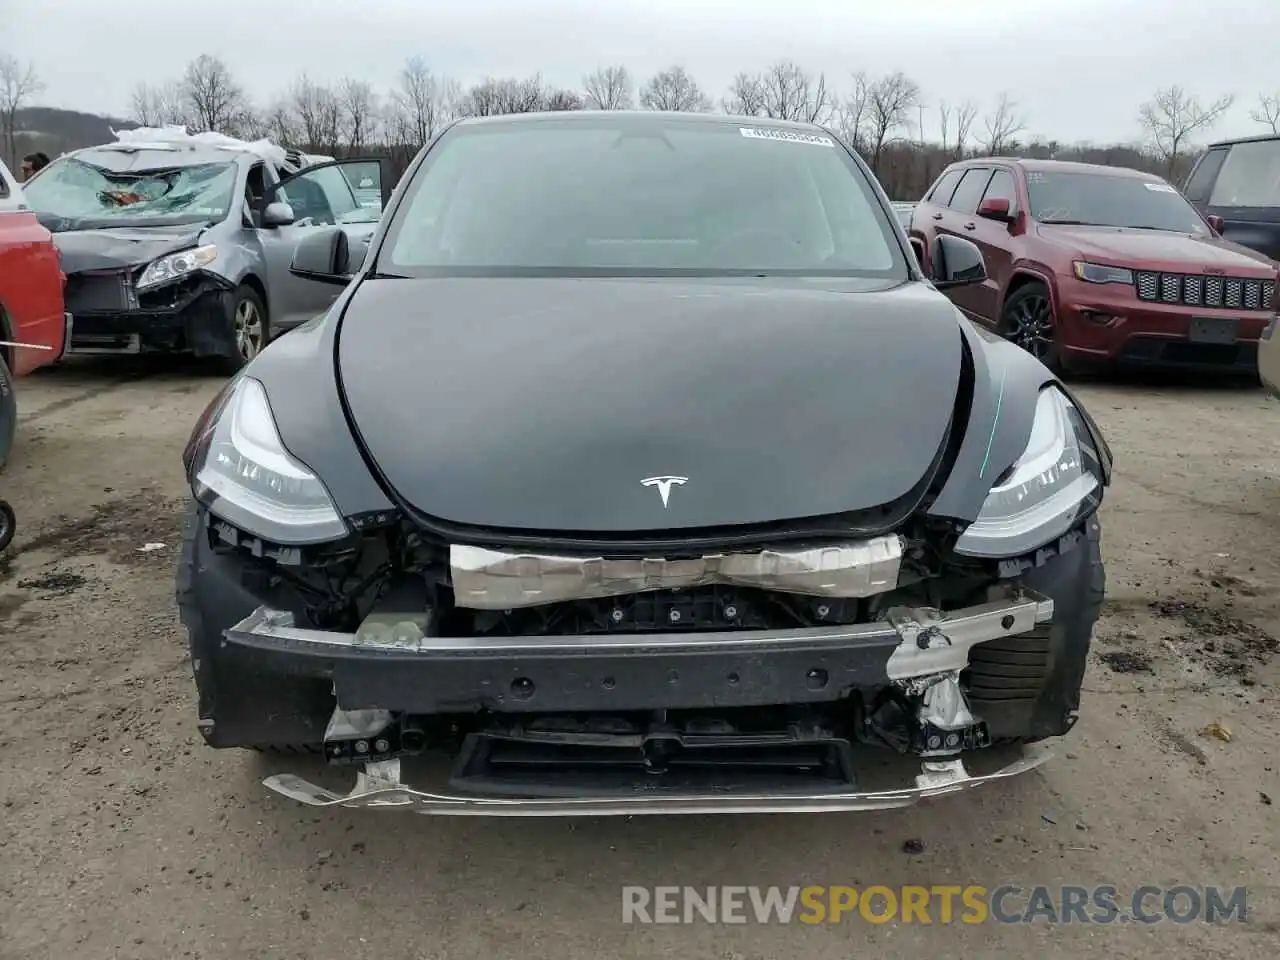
[835,71,871,155]
[394,55,460,148]
[723,72,769,117]
[340,78,379,151]
[463,76,547,117]
[724,61,831,123]
[953,99,979,159]
[1249,91,1280,134]
[290,74,342,153]
[1137,85,1233,178]
[979,92,1027,156]
[0,53,44,169]
[262,98,302,146]
[583,65,634,110]
[639,66,712,112]
[182,54,247,134]
[866,71,921,173]
[544,88,585,111]
[129,80,188,128]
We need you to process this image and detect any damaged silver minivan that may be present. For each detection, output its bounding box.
[21,129,387,371]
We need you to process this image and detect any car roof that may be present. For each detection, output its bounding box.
[950,157,1162,181]
[451,110,833,134]
[1205,132,1280,148]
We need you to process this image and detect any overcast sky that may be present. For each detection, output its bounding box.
[5,0,1277,145]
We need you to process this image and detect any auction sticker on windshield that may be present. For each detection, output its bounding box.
[739,127,835,146]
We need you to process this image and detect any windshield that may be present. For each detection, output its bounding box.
[1209,139,1280,207]
[22,157,237,229]
[381,117,905,278]
[1028,171,1209,234]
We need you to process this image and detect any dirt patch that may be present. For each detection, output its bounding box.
[1149,598,1279,684]
[0,592,27,624]
[6,490,184,569]
[1098,650,1156,674]
[16,570,88,596]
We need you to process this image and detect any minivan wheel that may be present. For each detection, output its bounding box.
[216,286,270,375]
[1000,283,1062,373]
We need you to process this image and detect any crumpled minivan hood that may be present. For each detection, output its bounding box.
[51,224,206,275]
[336,277,967,533]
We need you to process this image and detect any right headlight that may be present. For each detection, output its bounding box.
[953,386,1103,559]
[189,376,349,545]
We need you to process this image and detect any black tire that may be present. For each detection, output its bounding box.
[216,285,270,375]
[0,500,14,552]
[0,352,16,472]
[999,282,1063,374]
[966,517,1106,744]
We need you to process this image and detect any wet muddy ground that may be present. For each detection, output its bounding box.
[0,359,1277,959]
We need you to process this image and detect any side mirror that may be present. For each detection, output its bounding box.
[930,235,987,290]
[977,197,1014,223]
[261,201,296,228]
[1206,214,1225,234]
[290,227,352,286]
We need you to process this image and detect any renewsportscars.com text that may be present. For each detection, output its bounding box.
[621,885,1248,925]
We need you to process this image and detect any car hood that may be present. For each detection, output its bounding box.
[335,277,966,533]
[51,224,207,275]
[1036,224,1275,273]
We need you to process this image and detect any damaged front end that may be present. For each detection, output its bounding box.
[63,264,236,357]
[186,503,1096,815]
[180,361,1106,816]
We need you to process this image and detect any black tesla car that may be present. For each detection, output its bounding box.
[178,111,1112,816]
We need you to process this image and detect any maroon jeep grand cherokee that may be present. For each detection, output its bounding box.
[910,158,1278,373]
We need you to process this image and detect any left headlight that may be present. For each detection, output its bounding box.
[137,244,217,291]
[953,386,1103,559]
[1072,261,1133,285]
[189,376,350,545]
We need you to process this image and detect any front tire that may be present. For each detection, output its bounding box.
[999,282,1062,373]
[216,285,270,375]
[0,499,14,552]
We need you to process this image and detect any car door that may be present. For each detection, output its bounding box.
[910,168,965,270]
[1188,141,1280,261]
[0,159,65,374]
[956,167,1019,323]
[257,158,387,332]
[936,168,994,317]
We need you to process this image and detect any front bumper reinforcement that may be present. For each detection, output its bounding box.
[263,751,1051,816]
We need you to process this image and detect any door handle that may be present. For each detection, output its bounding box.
[932,213,943,220]
[963,222,977,230]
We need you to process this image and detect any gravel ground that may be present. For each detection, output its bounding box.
[1,358,1278,960]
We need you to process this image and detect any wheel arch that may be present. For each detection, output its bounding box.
[1001,265,1059,314]
[238,273,269,318]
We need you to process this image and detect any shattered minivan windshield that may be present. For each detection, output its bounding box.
[22,157,237,230]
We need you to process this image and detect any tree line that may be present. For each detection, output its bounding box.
[3,49,1274,198]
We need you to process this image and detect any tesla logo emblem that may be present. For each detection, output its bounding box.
[641,476,687,508]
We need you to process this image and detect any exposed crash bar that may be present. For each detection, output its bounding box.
[448,536,905,610]
[261,752,1051,816]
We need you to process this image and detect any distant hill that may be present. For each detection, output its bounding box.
[12,106,139,159]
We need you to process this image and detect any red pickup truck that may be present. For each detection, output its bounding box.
[1,157,68,468]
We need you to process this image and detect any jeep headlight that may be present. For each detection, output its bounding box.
[136,244,217,291]
[189,377,349,545]
[954,386,1103,558]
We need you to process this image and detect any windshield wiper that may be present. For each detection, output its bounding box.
[1039,219,1102,226]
